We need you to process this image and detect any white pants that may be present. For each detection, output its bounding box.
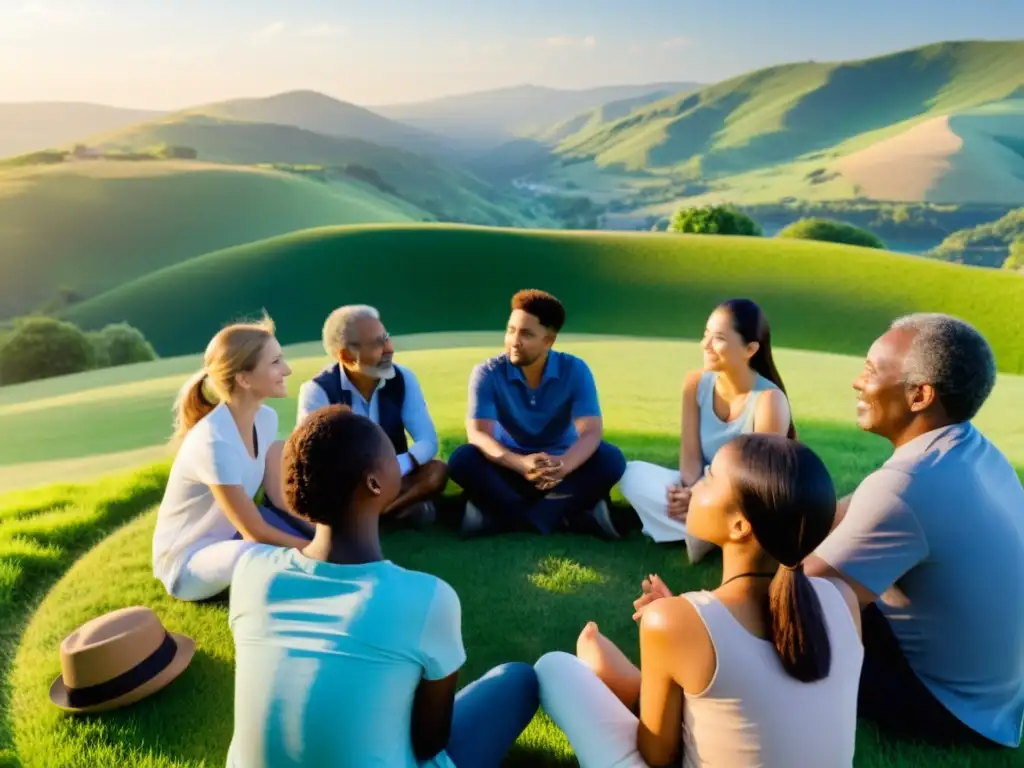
[535,651,648,768]
[619,461,716,564]
[173,540,259,602]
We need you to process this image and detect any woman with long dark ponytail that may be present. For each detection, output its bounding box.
[535,434,863,767]
[621,297,795,563]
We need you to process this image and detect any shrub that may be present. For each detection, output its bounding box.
[92,323,158,367]
[669,204,762,236]
[777,217,885,249]
[0,317,94,385]
[1004,237,1024,271]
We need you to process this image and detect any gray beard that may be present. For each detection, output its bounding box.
[362,361,396,380]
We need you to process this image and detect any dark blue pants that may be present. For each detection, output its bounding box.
[234,502,316,541]
[448,441,626,534]
[445,662,539,767]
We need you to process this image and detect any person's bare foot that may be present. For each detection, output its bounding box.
[575,621,642,709]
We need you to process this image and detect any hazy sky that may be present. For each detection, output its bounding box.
[0,0,1020,109]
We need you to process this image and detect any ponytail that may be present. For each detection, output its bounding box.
[172,370,218,442]
[767,563,831,683]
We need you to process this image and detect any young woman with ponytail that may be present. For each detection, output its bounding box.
[535,434,863,767]
[152,315,314,602]
[620,298,795,563]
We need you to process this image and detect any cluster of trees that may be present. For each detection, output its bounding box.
[0,317,157,386]
[1004,238,1024,272]
[662,204,884,249]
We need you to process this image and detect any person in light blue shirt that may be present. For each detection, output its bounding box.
[806,313,1024,750]
[448,289,626,540]
[227,405,539,768]
[296,304,446,529]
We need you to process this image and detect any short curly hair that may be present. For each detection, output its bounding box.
[511,289,565,332]
[281,404,392,526]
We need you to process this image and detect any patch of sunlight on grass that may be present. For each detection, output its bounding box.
[529,556,606,595]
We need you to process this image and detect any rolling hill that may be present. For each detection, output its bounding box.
[0,160,425,319]
[177,90,450,155]
[81,115,540,227]
[0,102,163,159]
[62,224,1024,373]
[375,82,701,150]
[535,40,1024,208]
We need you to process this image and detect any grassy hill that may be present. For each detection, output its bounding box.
[0,160,424,318]
[62,224,1024,372]
[375,82,701,150]
[540,40,1024,208]
[178,90,449,156]
[83,116,540,227]
[0,102,162,159]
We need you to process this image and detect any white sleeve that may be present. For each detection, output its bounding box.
[192,435,244,487]
[417,579,466,680]
[296,381,331,427]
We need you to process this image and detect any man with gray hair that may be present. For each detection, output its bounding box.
[806,312,1024,750]
[296,305,446,528]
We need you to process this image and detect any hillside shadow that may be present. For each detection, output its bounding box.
[706,49,955,174]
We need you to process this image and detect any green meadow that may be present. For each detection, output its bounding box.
[2,335,1023,767]
[60,224,1024,367]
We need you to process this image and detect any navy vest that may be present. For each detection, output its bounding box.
[312,363,409,454]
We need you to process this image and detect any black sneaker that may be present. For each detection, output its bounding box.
[459,501,493,539]
[395,500,436,530]
[573,500,620,541]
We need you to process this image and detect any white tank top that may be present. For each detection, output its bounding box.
[680,578,863,768]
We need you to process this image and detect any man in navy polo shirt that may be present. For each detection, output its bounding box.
[448,289,626,540]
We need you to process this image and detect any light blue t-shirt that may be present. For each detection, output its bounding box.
[815,423,1024,747]
[467,350,601,455]
[226,546,466,767]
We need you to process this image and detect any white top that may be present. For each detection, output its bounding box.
[152,402,279,595]
[681,578,863,767]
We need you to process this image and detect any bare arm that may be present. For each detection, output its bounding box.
[209,485,309,550]
[410,671,459,761]
[636,602,687,767]
[466,418,528,474]
[803,555,879,608]
[556,415,602,474]
[679,371,703,486]
[752,388,792,435]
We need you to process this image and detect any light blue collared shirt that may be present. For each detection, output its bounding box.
[296,363,438,476]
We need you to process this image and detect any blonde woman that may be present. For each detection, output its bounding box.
[152,316,312,602]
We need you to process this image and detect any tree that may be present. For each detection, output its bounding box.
[1003,237,1024,271]
[0,317,94,385]
[668,204,762,236]
[94,322,158,367]
[777,217,885,249]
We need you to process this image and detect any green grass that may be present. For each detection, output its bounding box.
[0,160,423,319]
[59,224,1024,371]
[2,337,1023,766]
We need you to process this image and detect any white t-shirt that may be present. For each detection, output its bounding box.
[152,402,279,595]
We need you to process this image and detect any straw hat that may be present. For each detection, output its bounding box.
[49,606,195,714]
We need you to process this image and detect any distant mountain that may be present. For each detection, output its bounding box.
[374,82,702,149]
[543,40,1024,207]
[79,115,539,228]
[0,102,162,158]
[178,90,449,155]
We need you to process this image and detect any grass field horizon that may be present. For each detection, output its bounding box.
[58,223,1024,371]
[2,335,1023,766]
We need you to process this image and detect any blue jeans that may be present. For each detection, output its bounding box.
[448,441,626,534]
[233,503,316,541]
[445,662,539,768]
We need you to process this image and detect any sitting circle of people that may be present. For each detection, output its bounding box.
[141,287,1023,766]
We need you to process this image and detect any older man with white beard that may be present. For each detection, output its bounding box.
[296,305,447,528]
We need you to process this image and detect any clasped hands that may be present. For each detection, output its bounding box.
[517,452,567,492]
